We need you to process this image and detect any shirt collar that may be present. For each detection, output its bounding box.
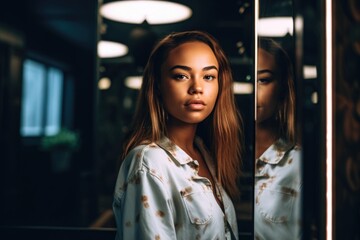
[156,136,193,165]
[156,136,212,167]
[257,138,295,164]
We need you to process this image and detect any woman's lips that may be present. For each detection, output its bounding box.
[185,99,206,110]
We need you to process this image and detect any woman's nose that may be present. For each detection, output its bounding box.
[188,79,203,94]
[189,86,203,94]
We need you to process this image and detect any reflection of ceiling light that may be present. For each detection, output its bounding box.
[98,40,128,58]
[100,1,192,24]
[258,17,293,37]
[303,65,317,79]
[125,76,143,89]
[233,82,253,94]
[98,77,111,90]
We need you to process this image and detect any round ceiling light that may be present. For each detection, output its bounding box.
[100,0,192,24]
[98,40,128,58]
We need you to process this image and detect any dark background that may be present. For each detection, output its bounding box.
[0,0,257,231]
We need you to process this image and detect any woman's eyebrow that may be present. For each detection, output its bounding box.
[203,65,218,71]
[257,69,274,74]
[169,65,191,71]
[169,65,218,71]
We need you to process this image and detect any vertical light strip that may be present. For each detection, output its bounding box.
[325,0,333,239]
[254,0,259,121]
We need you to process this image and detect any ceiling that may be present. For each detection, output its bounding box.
[1,0,294,81]
[101,0,255,80]
[13,0,254,72]
[98,0,254,59]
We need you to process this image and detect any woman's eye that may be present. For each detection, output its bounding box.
[173,74,188,80]
[257,78,272,84]
[204,75,216,81]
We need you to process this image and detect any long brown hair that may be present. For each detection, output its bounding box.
[123,30,243,198]
[259,37,296,144]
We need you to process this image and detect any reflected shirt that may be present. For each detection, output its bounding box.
[254,138,302,240]
[113,136,238,240]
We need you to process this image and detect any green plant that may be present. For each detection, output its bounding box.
[41,128,80,151]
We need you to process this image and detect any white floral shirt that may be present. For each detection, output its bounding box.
[113,136,238,240]
[254,138,302,240]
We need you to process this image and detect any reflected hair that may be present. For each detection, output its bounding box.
[123,30,243,198]
[259,37,296,144]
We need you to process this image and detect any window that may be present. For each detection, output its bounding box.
[20,59,64,137]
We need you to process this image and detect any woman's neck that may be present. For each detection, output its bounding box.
[166,120,198,154]
[255,119,280,159]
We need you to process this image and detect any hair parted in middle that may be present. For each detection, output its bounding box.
[123,30,243,198]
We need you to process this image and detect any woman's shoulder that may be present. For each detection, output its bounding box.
[114,143,172,203]
[125,142,167,164]
[122,142,175,175]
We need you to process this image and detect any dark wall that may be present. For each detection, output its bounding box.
[334,0,360,238]
[0,0,99,227]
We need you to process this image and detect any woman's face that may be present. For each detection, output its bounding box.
[257,48,281,123]
[160,41,219,125]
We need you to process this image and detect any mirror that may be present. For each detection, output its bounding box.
[255,0,302,239]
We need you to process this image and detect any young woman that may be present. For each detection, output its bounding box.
[113,31,243,239]
[254,37,302,239]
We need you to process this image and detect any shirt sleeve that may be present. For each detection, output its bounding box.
[113,155,177,240]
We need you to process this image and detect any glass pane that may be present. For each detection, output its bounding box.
[255,0,302,239]
[45,67,63,136]
[20,59,46,136]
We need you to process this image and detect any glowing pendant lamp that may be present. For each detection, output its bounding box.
[100,0,192,24]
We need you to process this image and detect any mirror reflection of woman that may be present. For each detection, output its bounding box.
[255,38,302,239]
[113,31,242,239]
